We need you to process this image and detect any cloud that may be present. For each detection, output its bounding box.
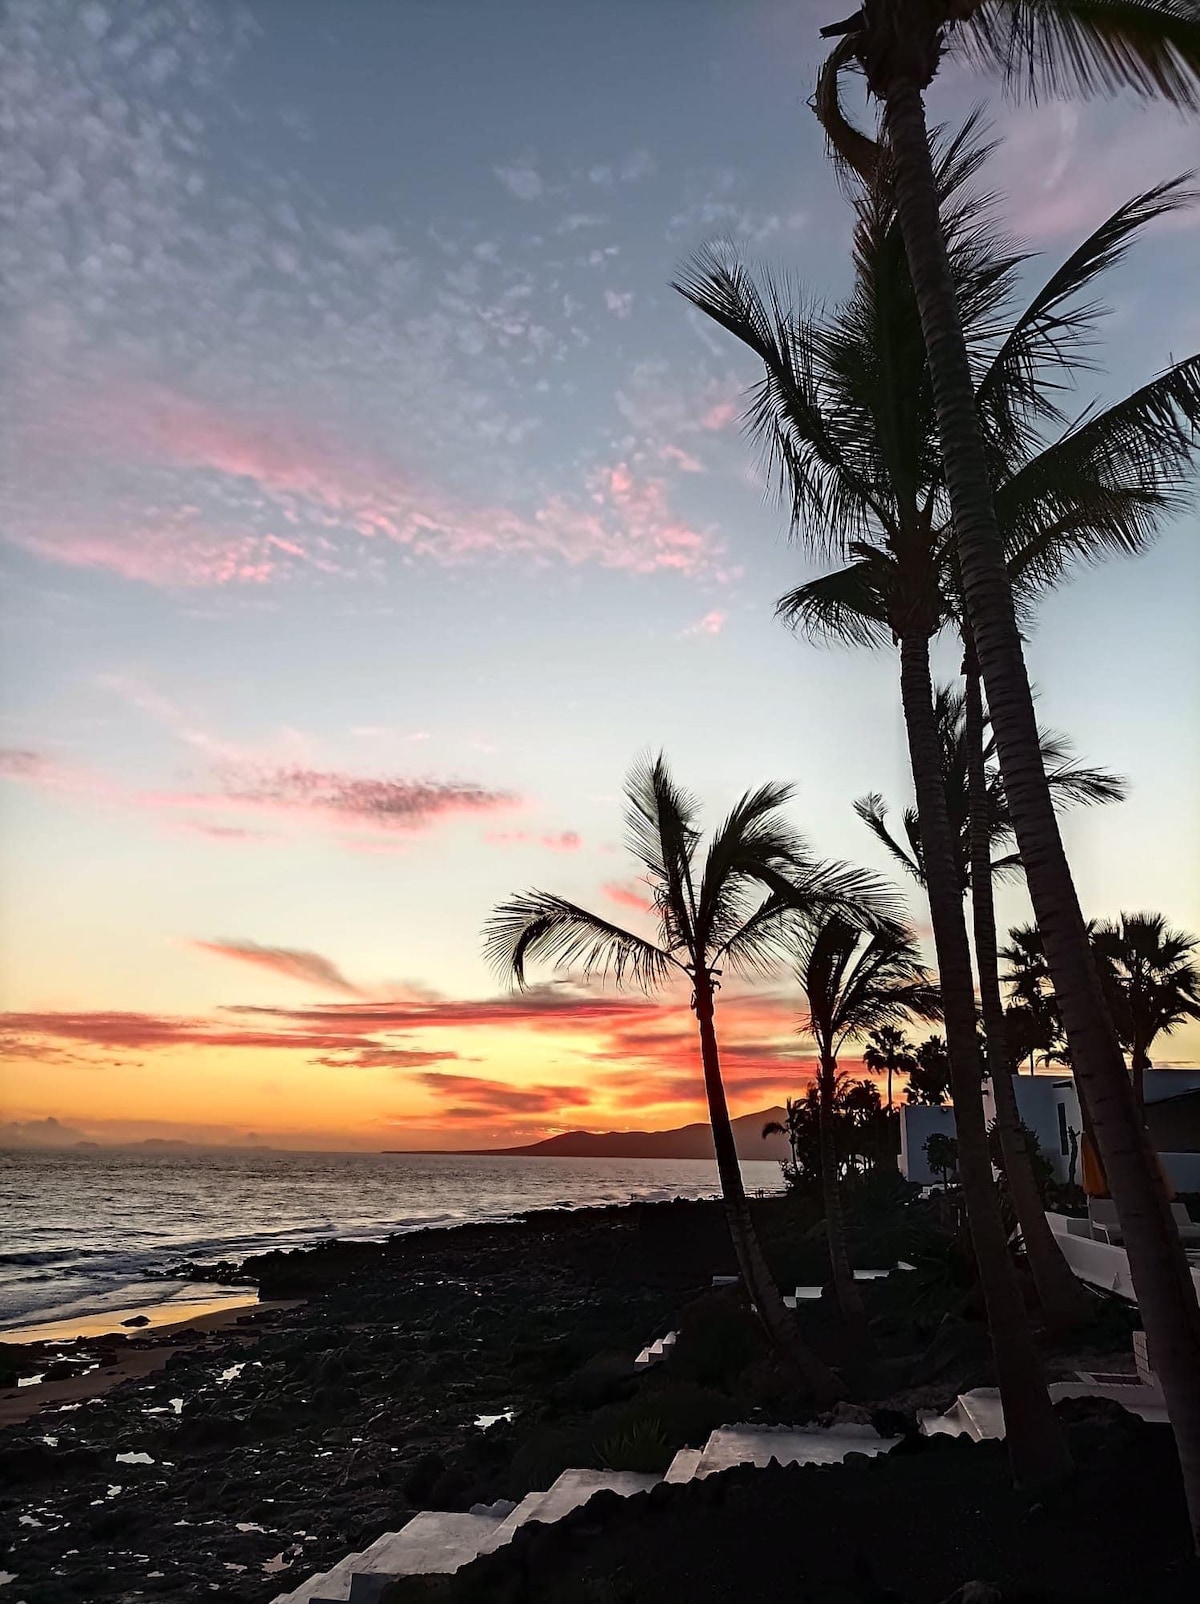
[604,289,635,319]
[311,1047,464,1070]
[413,1070,593,1124]
[12,387,726,586]
[210,764,517,832]
[603,880,654,913]
[494,160,544,202]
[682,609,726,637]
[485,830,582,851]
[0,1115,92,1148]
[190,939,363,995]
[0,748,53,778]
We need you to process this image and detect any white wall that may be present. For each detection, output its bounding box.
[898,1104,958,1186]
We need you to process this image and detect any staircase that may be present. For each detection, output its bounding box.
[919,1380,1168,1442]
[272,1421,902,1602]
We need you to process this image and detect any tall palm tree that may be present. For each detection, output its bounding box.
[812,0,1200,1532]
[907,1033,953,1104]
[678,130,1200,1476]
[855,685,1125,893]
[484,753,895,1401]
[862,1023,916,1110]
[1091,914,1200,1107]
[856,681,1120,1330]
[796,914,941,1335]
[676,132,1189,1484]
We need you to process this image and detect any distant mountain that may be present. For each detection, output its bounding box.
[388,1108,790,1162]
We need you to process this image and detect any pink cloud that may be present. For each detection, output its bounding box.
[699,400,738,431]
[987,102,1200,243]
[190,939,363,996]
[603,880,654,913]
[658,444,705,473]
[15,387,727,588]
[682,609,726,637]
[485,829,582,851]
[3,743,518,845]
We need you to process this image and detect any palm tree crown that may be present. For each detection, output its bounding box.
[676,134,1199,664]
[798,915,943,1060]
[1092,912,1200,1073]
[855,683,1125,892]
[484,753,897,994]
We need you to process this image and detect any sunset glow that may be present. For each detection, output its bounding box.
[2,1,1198,1152]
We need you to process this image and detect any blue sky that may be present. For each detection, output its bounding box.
[1,0,1197,1147]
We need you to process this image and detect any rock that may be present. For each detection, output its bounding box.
[121,1314,152,1327]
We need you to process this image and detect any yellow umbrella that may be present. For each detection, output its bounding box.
[1080,1127,1175,1201]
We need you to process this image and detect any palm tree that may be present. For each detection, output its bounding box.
[862,1023,916,1111]
[763,1096,805,1173]
[857,682,1119,1331]
[484,753,895,1401]
[812,0,1200,1528]
[906,1033,952,1104]
[676,131,1187,1483]
[855,686,1125,894]
[1092,914,1200,1107]
[796,913,941,1334]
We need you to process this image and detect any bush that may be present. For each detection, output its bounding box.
[670,1291,763,1389]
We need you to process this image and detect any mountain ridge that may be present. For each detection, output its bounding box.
[385,1106,790,1161]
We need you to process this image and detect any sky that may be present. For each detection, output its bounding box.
[1,0,1198,1151]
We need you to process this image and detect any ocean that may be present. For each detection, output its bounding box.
[0,1147,783,1331]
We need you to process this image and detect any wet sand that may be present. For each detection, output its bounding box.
[0,1298,300,1428]
[2,1289,263,1344]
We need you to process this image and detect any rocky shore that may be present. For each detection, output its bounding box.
[1,1194,1191,1604]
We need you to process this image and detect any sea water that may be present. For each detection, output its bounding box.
[0,1147,782,1329]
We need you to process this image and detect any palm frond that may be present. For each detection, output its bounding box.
[1045,758,1129,808]
[999,350,1200,591]
[716,891,802,978]
[853,793,924,882]
[959,0,1200,109]
[975,177,1197,460]
[697,779,808,953]
[623,752,701,953]
[672,246,897,551]
[483,891,676,991]
[775,556,896,647]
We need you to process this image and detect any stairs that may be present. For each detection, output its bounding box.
[919,1380,1169,1442]
[272,1423,900,1602]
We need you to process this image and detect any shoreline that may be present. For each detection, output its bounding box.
[0,1298,302,1429]
[1,1288,264,1345]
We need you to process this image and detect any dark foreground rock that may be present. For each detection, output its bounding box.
[382,1400,1199,1604]
[0,1196,1178,1604]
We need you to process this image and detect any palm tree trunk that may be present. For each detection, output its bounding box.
[963,650,1089,1334]
[692,976,842,1404]
[817,1054,871,1340]
[884,82,1200,1539]
[1132,1042,1149,1113]
[899,630,1072,1491]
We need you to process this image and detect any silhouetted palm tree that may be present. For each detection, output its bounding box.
[858,682,1119,1332]
[484,753,895,1400]
[796,913,940,1335]
[906,1034,952,1105]
[862,1023,915,1111]
[676,127,1197,1464]
[855,686,1124,893]
[811,0,1200,1513]
[1092,915,1200,1108]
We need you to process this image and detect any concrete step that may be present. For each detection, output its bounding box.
[693,1422,899,1477]
[663,1447,704,1482]
[918,1379,1169,1447]
[493,1467,658,1539]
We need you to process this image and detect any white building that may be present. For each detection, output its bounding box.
[898,1068,1200,1192]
